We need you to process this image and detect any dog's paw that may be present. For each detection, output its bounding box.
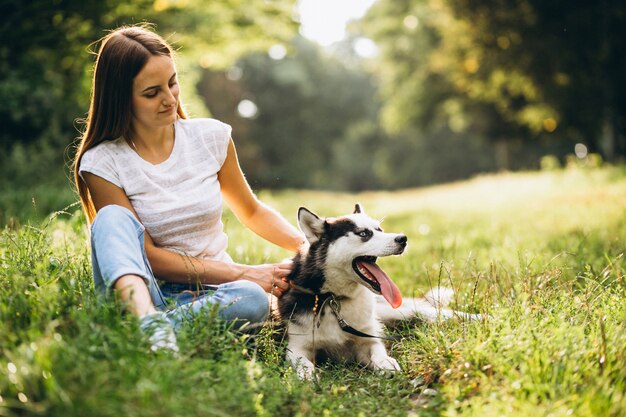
[458,312,486,321]
[288,357,316,380]
[286,348,317,380]
[370,354,401,373]
[295,364,316,380]
[468,313,483,321]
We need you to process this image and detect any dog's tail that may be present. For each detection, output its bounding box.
[376,286,480,323]
[422,287,454,308]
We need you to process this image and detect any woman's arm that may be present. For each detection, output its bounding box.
[218,138,305,252]
[82,172,291,294]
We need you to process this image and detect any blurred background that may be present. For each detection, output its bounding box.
[1,0,625,223]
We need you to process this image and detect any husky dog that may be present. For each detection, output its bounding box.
[278,204,479,379]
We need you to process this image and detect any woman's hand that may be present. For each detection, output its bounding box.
[241,261,293,297]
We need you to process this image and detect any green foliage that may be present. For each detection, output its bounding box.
[198,36,501,190]
[360,0,626,166]
[155,0,297,68]
[150,0,298,117]
[5,0,624,196]
[2,167,626,416]
[198,36,388,190]
[0,0,298,209]
[1,0,118,202]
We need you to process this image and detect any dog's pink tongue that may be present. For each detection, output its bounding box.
[358,261,403,308]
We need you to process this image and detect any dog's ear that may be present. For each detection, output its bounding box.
[354,203,365,214]
[298,207,325,244]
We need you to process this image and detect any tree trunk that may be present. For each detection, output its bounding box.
[601,110,617,162]
[494,139,510,171]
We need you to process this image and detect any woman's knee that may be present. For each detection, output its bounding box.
[219,281,269,324]
[89,204,155,299]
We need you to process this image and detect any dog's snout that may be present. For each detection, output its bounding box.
[395,235,408,245]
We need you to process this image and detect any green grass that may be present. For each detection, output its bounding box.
[0,183,77,227]
[1,165,626,416]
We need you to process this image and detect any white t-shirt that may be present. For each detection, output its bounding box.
[79,118,233,262]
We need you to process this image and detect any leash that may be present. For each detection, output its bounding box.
[288,282,401,342]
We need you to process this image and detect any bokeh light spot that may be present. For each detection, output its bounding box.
[226,66,243,81]
[574,143,588,159]
[268,44,287,60]
[153,0,167,12]
[543,118,557,132]
[403,15,419,30]
[237,99,258,119]
[199,54,212,69]
[354,37,378,58]
[464,58,479,74]
[497,36,510,49]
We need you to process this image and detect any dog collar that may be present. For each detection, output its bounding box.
[287,281,398,340]
[325,294,401,341]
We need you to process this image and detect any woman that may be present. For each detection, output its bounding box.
[73,25,304,351]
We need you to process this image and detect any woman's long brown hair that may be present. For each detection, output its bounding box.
[73,25,186,224]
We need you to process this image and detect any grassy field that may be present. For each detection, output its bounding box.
[1,166,626,417]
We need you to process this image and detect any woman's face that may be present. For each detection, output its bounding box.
[131,55,180,131]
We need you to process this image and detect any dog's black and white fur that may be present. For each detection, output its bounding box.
[278,204,480,379]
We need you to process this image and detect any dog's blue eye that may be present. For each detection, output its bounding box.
[357,230,370,237]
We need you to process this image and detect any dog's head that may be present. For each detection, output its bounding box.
[298,204,407,308]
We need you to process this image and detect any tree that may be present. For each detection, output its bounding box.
[0,0,297,221]
[0,0,143,188]
[198,36,387,190]
[359,0,626,167]
[443,0,626,160]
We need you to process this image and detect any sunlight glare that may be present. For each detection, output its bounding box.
[297,0,377,46]
[354,37,379,58]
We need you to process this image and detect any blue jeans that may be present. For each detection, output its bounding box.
[90,205,269,329]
